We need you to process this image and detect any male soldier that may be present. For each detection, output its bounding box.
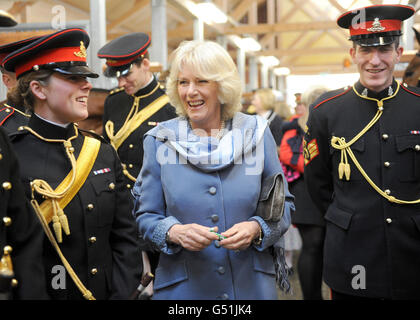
[304,4,420,300]
[0,36,42,133]
[0,10,47,300]
[98,33,177,297]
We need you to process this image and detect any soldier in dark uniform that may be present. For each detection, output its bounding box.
[304,4,420,300]
[4,28,141,300]
[0,10,48,300]
[0,36,42,134]
[97,33,177,293]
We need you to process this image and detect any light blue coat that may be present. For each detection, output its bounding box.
[133,112,293,300]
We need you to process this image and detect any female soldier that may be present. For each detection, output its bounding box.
[4,28,141,300]
[133,40,294,300]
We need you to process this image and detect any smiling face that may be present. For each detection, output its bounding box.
[39,73,92,124]
[350,43,403,92]
[177,64,221,133]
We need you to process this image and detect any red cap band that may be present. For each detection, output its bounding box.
[105,51,147,67]
[15,46,86,77]
[349,19,401,36]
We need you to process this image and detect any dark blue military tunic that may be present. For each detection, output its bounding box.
[9,115,141,300]
[304,79,420,299]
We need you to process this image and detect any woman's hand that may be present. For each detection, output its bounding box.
[219,221,261,251]
[167,223,220,251]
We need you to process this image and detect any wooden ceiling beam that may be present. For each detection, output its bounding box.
[107,0,149,32]
[226,21,337,35]
[256,46,350,57]
[8,1,34,16]
[230,0,265,21]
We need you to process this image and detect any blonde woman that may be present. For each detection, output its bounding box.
[132,40,294,300]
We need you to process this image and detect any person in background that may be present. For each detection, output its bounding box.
[304,4,420,299]
[132,40,293,300]
[252,88,285,146]
[0,36,42,134]
[0,10,48,300]
[280,85,329,299]
[5,28,141,300]
[98,34,177,294]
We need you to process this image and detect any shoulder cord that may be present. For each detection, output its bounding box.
[24,124,96,300]
[22,125,78,242]
[105,82,160,150]
[331,81,420,204]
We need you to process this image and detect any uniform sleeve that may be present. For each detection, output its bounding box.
[108,146,142,299]
[303,106,333,214]
[101,96,111,142]
[132,135,182,255]
[1,129,48,299]
[249,128,293,251]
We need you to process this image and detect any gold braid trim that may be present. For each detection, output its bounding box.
[31,199,95,300]
[104,82,161,151]
[331,82,420,204]
[24,125,79,243]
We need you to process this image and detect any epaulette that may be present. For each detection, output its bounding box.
[400,82,420,97]
[0,106,15,126]
[109,87,124,95]
[313,86,352,110]
[78,128,108,144]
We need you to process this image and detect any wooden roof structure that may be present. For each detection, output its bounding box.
[0,0,419,82]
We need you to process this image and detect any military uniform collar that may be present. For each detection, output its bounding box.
[28,113,76,140]
[133,76,157,97]
[354,79,398,100]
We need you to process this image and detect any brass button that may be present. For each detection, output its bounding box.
[108,183,115,190]
[0,153,2,160]
[384,189,391,195]
[87,204,94,211]
[126,184,132,189]
[11,279,18,287]
[128,164,133,169]
[129,144,134,149]
[89,237,96,243]
[2,182,12,190]
[382,134,389,140]
[386,218,392,224]
[91,268,98,275]
[3,245,12,255]
[415,145,420,152]
[5,108,10,113]
[3,217,12,227]
[384,162,390,168]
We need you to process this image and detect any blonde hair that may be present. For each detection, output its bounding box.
[298,85,329,130]
[274,101,293,121]
[254,88,275,111]
[166,40,242,121]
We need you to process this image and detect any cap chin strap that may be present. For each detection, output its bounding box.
[331,81,420,204]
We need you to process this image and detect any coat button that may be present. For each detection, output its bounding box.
[2,182,12,190]
[5,108,10,113]
[0,153,2,160]
[382,134,389,140]
[209,187,217,195]
[87,204,94,211]
[384,162,390,167]
[11,279,18,287]
[108,183,115,190]
[221,293,229,300]
[129,164,133,168]
[214,240,221,248]
[126,184,132,189]
[89,237,97,243]
[386,218,392,224]
[211,214,219,223]
[415,145,420,151]
[217,266,225,274]
[3,217,12,227]
[91,268,98,275]
[384,189,391,195]
[129,144,134,149]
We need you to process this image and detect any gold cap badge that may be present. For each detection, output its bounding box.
[74,41,87,58]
